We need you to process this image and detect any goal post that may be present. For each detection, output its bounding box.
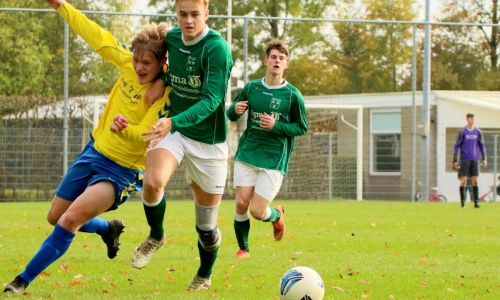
[279,104,363,201]
[306,103,363,201]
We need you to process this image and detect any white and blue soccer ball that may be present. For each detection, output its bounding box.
[279,266,325,300]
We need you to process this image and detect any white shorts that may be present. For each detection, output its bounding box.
[153,132,228,194]
[233,161,284,201]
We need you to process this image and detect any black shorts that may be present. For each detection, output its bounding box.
[459,160,479,177]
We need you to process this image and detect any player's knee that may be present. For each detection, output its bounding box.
[58,211,82,231]
[196,226,221,252]
[235,198,250,213]
[46,213,58,226]
[249,206,266,221]
[143,177,164,197]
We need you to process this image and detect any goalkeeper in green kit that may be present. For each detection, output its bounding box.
[227,39,308,259]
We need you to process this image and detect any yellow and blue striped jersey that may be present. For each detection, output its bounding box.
[58,2,170,170]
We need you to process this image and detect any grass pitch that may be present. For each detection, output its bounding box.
[1,200,499,299]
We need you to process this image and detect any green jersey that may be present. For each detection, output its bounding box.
[166,26,232,144]
[227,79,308,174]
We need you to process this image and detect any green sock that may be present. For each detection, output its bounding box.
[143,195,166,241]
[234,219,250,251]
[263,207,281,223]
[196,241,218,279]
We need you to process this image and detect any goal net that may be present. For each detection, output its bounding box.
[277,104,363,200]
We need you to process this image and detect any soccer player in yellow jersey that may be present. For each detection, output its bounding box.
[3,0,170,294]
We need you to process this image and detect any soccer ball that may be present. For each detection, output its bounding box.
[279,266,325,300]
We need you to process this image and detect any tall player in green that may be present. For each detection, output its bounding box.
[131,0,232,291]
[227,39,308,259]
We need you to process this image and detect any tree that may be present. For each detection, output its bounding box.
[441,0,499,70]
[424,0,500,90]
[329,0,416,93]
[0,0,135,116]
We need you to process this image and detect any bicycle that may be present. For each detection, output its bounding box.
[414,181,447,202]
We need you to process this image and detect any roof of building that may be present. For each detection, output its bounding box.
[2,95,107,120]
[304,90,500,111]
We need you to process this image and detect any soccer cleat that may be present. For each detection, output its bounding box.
[186,275,211,291]
[101,219,125,259]
[236,249,250,259]
[272,205,286,241]
[3,276,28,294]
[474,204,480,208]
[131,235,164,269]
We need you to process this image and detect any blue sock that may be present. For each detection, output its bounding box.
[19,224,75,283]
[78,217,109,235]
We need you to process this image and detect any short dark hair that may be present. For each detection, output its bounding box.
[466,113,474,118]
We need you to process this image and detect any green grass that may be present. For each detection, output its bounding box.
[1,200,499,300]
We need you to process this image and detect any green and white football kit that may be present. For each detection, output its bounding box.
[227,78,308,200]
[153,26,232,194]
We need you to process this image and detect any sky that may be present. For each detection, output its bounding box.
[133,0,445,20]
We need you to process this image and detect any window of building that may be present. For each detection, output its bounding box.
[371,110,401,174]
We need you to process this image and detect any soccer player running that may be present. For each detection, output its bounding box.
[3,0,170,294]
[130,0,232,291]
[227,39,308,259]
[453,113,487,208]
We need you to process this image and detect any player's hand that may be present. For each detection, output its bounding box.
[145,79,165,107]
[260,113,275,130]
[110,114,128,132]
[452,162,459,171]
[235,101,248,115]
[46,0,65,9]
[143,117,172,148]
[482,160,487,168]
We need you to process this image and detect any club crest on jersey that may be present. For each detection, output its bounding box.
[171,74,201,89]
[186,56,197,72]
[188,75,201,88]
[270,97,281,109]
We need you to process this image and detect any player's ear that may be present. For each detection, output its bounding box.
[204,7,209,22]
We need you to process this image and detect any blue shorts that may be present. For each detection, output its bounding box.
[56,140,144,211]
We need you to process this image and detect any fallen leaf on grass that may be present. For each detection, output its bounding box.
[69,281,81,287]
[333,286,345,293]
[420,258,428,265]
[361,292,371,298]
[73,274,85,280]
[447,288,454,292]
[59,263,69,272]
[39,271,50,278]
[359,279,369,285]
